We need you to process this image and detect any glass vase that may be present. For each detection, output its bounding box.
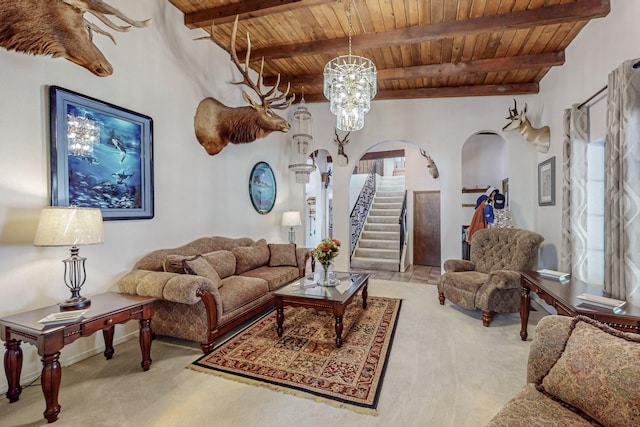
[321,263,331,286]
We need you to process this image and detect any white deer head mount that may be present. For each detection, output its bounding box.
[333,129,350,167]
[419,148,439,179]
[502,99,550,153]
[193,16,294,156]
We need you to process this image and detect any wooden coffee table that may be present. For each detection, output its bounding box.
[0,292,155,423]
[520,270,640,341]
[273,272,369,348]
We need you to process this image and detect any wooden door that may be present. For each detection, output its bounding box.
[413,191,441,267]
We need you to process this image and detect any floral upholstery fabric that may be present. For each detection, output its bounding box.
[489,315,640,426]
[134,236,255,271]
[240,265,299,291]
[486,384,594,427]
[163,254,197,273]
[218,275,269,313]
[231,239,270,274]
[183,256,223,289]
[438,228,543,317]
[201,250,236,279]
[268,243,298,267]
[539,316,640,426]
[117,236,310,352]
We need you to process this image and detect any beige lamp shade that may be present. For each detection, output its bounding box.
[34,206,104,247]
[282,211,302,227]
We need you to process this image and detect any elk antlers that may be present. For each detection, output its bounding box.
[228,16,294,110]
[193,16,294,156]
[333,129,350,166]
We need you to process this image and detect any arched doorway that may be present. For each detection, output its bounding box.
[460,132,507,258]
[348,140,441,271]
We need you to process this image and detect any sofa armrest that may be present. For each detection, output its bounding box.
[526,315,573,384]
[117,270,220,305]
[296,247,311,277]
[443,259,475,273]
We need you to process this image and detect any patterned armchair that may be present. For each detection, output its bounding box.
[437,228,543,326]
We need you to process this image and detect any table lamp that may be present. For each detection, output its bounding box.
[34,206,104,310]
[282,211,302,244]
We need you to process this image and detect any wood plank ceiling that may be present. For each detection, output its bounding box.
[167,0,610,103]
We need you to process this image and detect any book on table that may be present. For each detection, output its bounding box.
[577,293,626,309]
[537,269,570,282]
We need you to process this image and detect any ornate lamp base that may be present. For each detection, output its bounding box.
[59,296,91,311]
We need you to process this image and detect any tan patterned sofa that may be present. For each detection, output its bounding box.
[488,315,640,426]
[438,228,543,326]
[117,236,309,353]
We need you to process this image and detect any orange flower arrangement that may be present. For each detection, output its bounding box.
[312,238,341,268]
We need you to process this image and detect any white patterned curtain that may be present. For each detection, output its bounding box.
[560,105,588,280]
[604,59,640,305]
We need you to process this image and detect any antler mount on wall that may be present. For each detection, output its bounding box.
[193,17,294,156]
[502,99,550,153]
[0,0,150,77]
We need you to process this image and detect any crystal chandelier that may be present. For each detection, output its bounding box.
[67,113,100,156]
[323,0,377,131]
[288,91,316,183]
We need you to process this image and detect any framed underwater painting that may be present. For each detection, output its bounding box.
[248,161,276,214]
[49,86,154,220]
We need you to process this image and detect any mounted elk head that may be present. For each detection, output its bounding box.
[333,129,350,167]
[419,149,439,179]
[0,0,150,77]
[194,17,294,156]
[502,99,550,153]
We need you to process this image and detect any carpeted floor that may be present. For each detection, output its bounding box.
[0,280,546,427]
[189,296,401,414]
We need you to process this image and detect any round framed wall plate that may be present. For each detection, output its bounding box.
[248,161,276,214]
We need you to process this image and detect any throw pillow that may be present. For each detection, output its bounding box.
[268,243,297,267]
[539,315,640,426]
[201,250,236,279]
[232,239,270,274]
[183,256,223,289]
[163,254,197,274]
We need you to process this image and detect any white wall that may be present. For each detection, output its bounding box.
[1,0,636,392]
[536,0,640,269]
[0,0,300,391]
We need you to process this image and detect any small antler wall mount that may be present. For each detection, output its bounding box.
[502,99,550,153]
[194,16,294,156]
[333,129,350,167]
[419,148,440,179]
[0,0,150,77]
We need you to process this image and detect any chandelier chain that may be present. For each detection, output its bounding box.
[347,0,353,57]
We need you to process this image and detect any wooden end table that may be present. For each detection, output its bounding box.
[520,270,640,341]
[0,292,155,423]
[273,272,369,348]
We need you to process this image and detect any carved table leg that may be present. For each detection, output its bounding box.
[41,352,62,423]
[139,318,152,371]
[103,326,115,360]
[520,286,531,341]
[275,298,284,337]
[4,339,23,403]
[362,282,368,309]
[334,316,344,348]
[438,292,445,305]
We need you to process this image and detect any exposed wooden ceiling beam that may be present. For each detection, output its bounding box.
[184,0,335,28]
[264,51,565,86]
[239,0,609,60]
[300,83,540,103]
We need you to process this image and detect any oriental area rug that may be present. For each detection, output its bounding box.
[188,296,401,415]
